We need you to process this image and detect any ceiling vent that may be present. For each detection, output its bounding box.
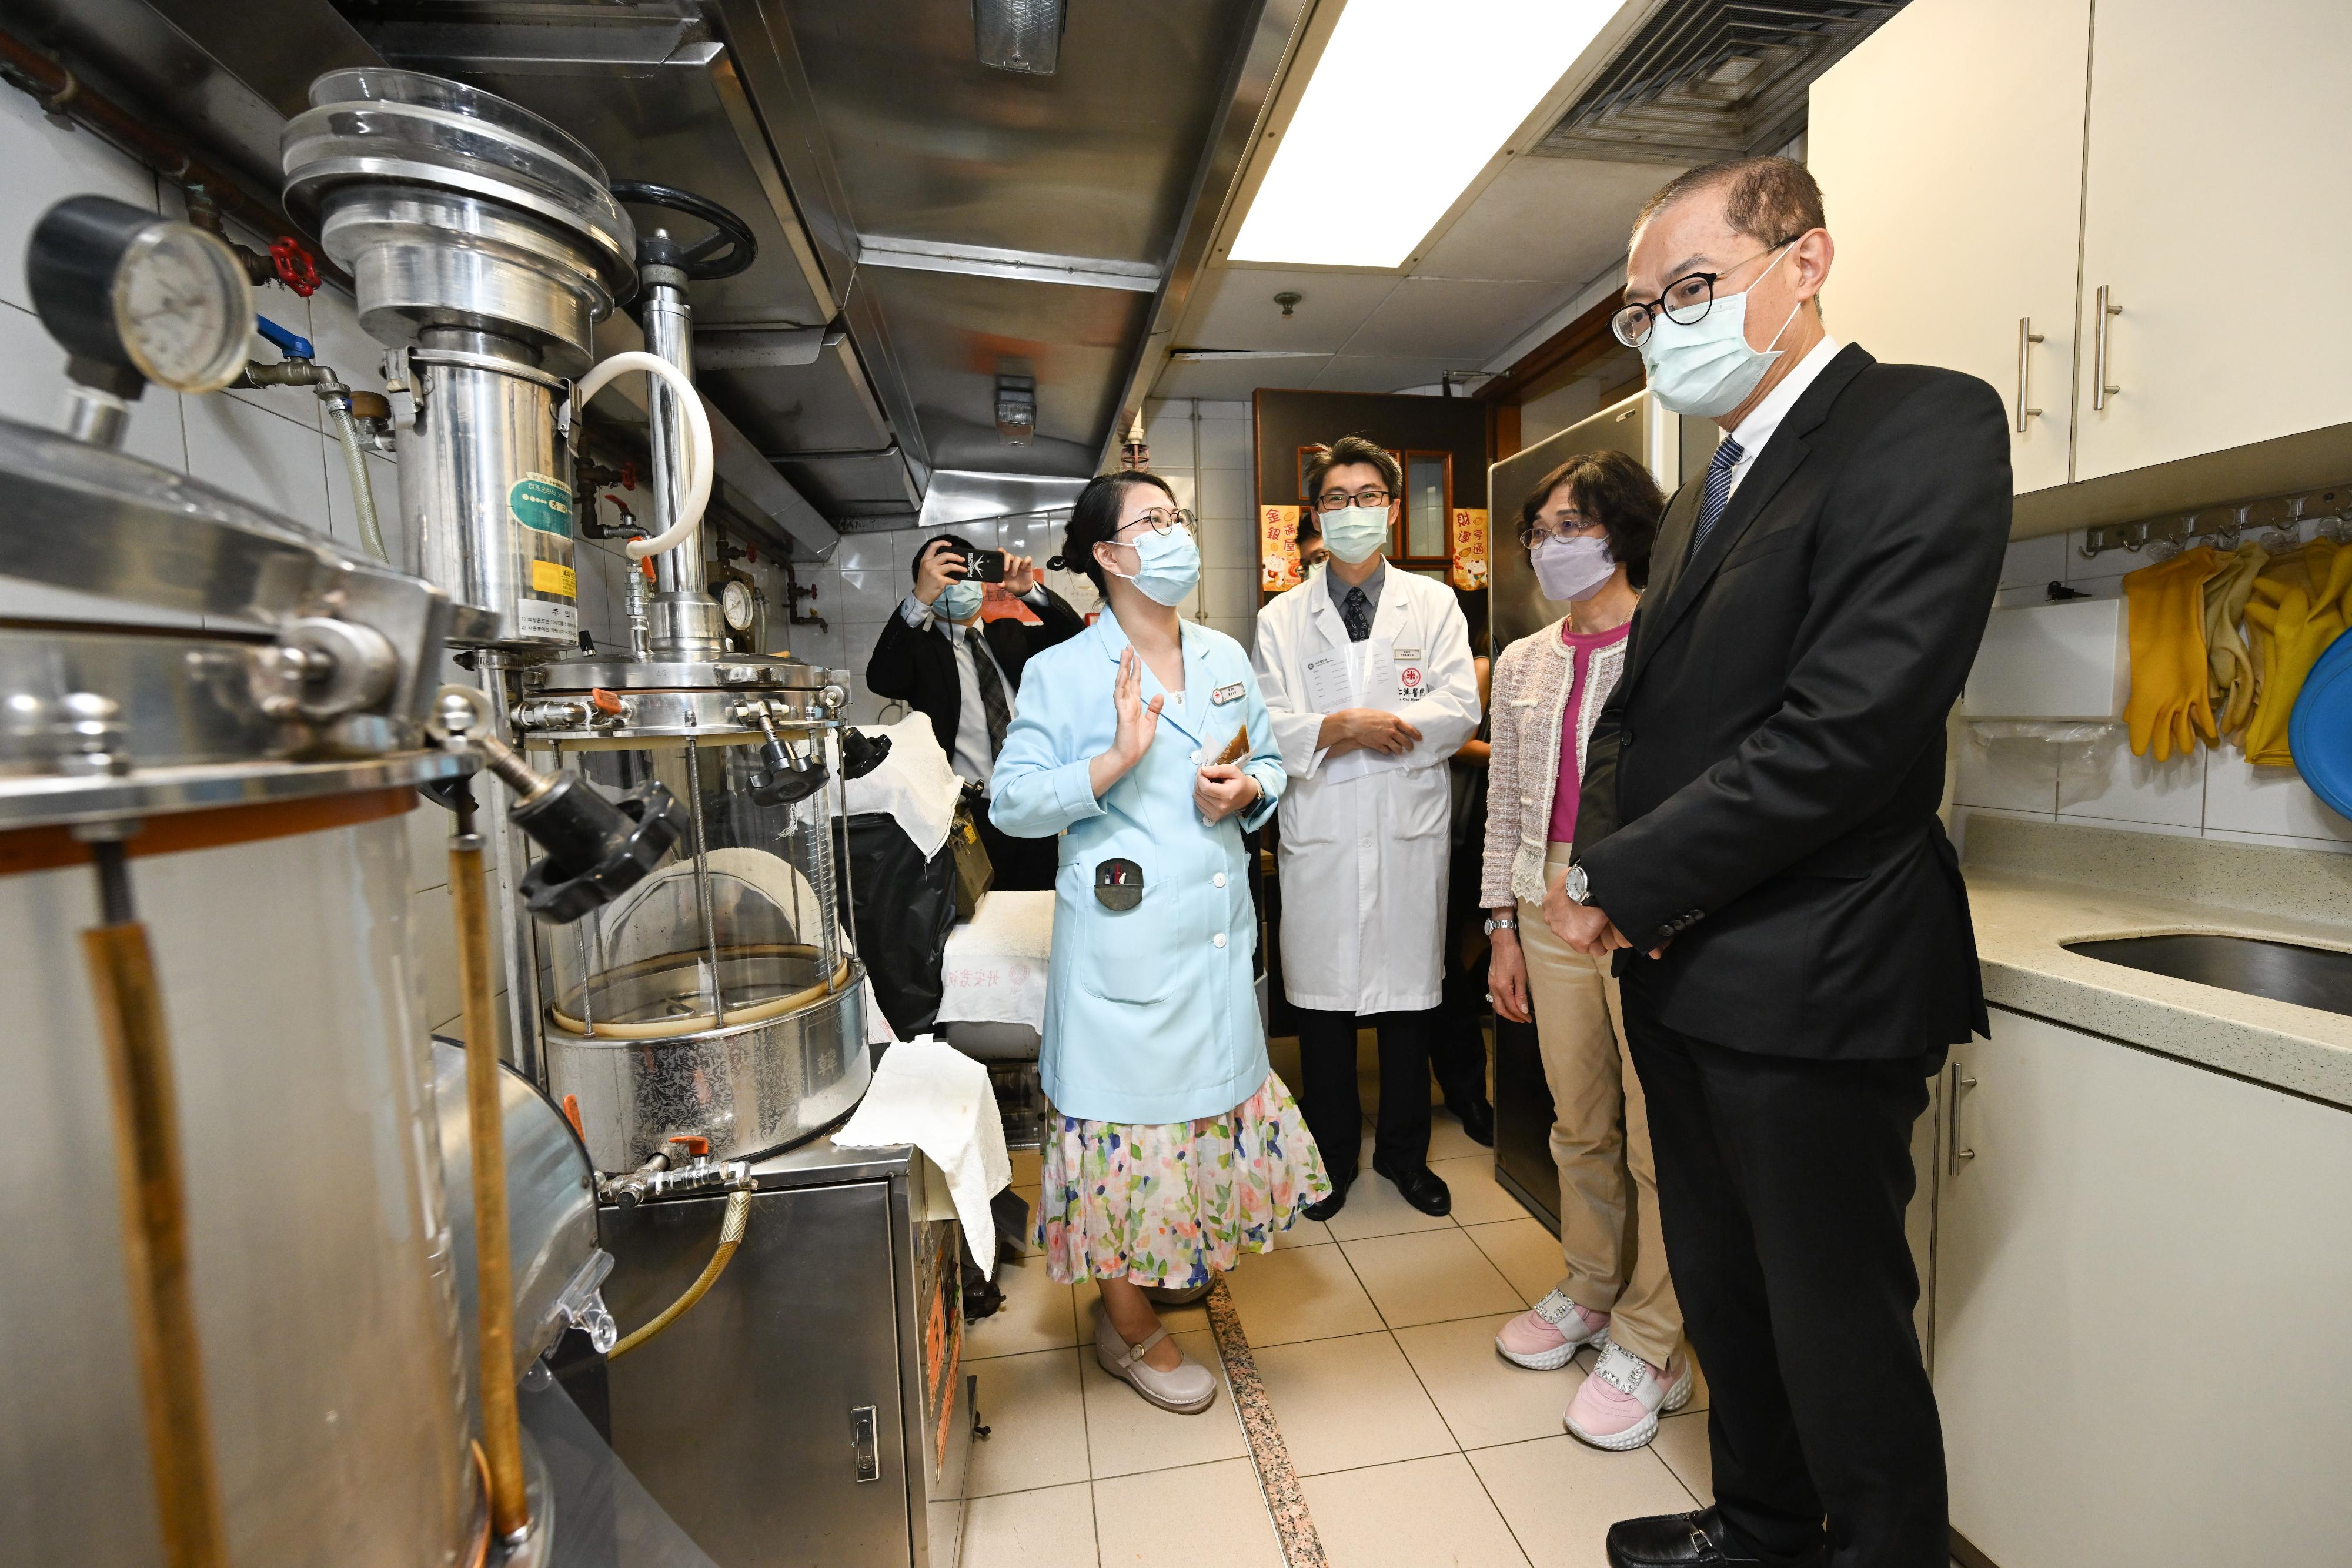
[974,0,1066,76]
[1538,0,1907,165]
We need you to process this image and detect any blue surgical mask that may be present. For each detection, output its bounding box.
[1638,242,1803,419]
[936,579,984,621]
[1109,526,1201,607]
[1321,505,1388,564]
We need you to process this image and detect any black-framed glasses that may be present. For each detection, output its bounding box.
[1314,487,1392,514]
[1116,506,1197,538]
[1611,239,1796,348]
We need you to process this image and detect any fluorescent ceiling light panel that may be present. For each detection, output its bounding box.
[1231,0,1618,269]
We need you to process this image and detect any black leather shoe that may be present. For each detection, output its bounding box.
[1372,1159,1451,1216]
[1445,1089,1496,1147]
[1603,1509,1821,1568]
[1301,1172,1352,1223]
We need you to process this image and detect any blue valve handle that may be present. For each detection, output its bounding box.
[253,314,313,361]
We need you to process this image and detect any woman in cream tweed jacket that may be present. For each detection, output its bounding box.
[1479,450,1693,1454]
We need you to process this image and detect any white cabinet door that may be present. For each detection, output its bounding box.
[1936,1008,2352,1566]
[2074,0,2352,480]
[1807,0,2090,495]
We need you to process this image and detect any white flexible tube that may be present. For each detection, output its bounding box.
[573,350,714,562]
[326,402,388,562]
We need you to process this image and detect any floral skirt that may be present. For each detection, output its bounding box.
[1035,1072,1332,1288]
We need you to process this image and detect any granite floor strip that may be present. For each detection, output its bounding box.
[1205,1275,1327,1568]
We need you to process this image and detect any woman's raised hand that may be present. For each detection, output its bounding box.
[1089,647,1163,799]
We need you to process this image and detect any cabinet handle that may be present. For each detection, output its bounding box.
[850,1403,879,1482]
[2092,286,2122,410]
[2014,318,2045,433]
[1949,1071,1978,1173]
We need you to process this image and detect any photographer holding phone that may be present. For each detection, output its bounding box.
[867,532,1087,890]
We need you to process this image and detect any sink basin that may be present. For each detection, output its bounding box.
[2063,934,2352,1018]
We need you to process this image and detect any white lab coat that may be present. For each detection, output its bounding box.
[1252,566,1480,1013]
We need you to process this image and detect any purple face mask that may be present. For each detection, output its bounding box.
[1531,533,1615,602]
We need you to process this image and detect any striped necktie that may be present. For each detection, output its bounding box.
[1685,435,1746,564]
[965,628,1013,759]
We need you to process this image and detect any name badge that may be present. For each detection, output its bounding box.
[1392,647,1422,663]
[1211,681,1245,706]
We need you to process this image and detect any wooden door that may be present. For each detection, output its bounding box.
[1936,1008,2352,1566]
[1808,0,2092,495]
[2074,0,2352,479]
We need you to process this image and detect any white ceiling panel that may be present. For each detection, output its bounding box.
[1415,156,1682,283]
[1152,355,1335,402]
[1179,265,1405,355]
[1309,355,1480,394]
[1343,276,1567,361]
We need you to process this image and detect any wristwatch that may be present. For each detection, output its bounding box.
[1482,915,1518,935]
[1561,863,1592,906]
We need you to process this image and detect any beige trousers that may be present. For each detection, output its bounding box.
[1516,844,1683,1368]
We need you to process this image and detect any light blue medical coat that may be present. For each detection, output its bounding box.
[990,614,1287,1125]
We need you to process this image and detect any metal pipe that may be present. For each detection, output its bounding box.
[447,795,530,1542]
[79,837,231,1568]
[641,274,700,599]
[0,26,349,292]
[683,731,726,1028]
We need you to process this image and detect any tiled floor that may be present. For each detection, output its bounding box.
[961,1079,1721,1566]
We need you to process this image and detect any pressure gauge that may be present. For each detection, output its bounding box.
[720,579,757,633]
[27,195,254,394]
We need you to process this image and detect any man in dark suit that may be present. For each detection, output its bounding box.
[866,534,1085,891]
[1552,159,2010,1568]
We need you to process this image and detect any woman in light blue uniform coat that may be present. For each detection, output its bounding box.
[992,470,1331,1415]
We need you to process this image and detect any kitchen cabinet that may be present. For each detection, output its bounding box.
[1810,0,2352,522]
[1807,0,2091,496]
[1934,1007,2352,1566]
[2072,0,2352,480]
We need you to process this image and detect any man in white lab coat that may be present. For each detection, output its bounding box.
[1254,436,1481,1219]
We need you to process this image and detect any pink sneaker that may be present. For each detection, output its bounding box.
[1494,1289,1610,1370]
[1563,1342,1693,1451]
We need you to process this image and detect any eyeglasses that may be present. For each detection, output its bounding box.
[1315,487,1392,514]
[1516,513,1602,550]
[1611,239,1797,348]
[1117,507,1197,538]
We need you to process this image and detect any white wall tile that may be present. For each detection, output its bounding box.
[0,300,186,473]
[1000,514,1062,567]
[1197,415,1252,472]
[1142,399,1194,459]
[1201,512,1255,573]
[184,394,332,536]
[2057,740,2206,828]
[835,567,908,622]
[828,530,896,572]
[1955,734,2061,814]
[405,797,452,895]
[1199,468,1251,521]
[1198,400,1251,420]
[0,93,159,315]
[1200,566,1259,623]
[407,882,462,1034]
[2204,748,2352,849]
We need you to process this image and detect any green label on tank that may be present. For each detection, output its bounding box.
[509,473,572,536]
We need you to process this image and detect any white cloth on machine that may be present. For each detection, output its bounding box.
[841,715,963,859]
[935,890,1055,1032]
[832,1035,1013,1275]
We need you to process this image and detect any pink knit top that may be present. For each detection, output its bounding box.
[1548,620,1633,844]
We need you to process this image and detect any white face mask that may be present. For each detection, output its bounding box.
[1531,533,1616,603]
[1637,241,1803,420]
[1104,524,1201,607]
[1319,505,1388,564]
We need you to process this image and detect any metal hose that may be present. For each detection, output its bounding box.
[326,402,387,562]
[609,1188,752,1360]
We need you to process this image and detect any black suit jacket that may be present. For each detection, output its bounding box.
[1575,345,2010,1059]
[865,586,1086,762]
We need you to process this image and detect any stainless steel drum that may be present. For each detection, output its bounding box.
[526,659,871,1171]
[0,417,482,1565]
[283,67,639,649]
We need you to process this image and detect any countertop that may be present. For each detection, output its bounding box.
[1961,816,2352,1109]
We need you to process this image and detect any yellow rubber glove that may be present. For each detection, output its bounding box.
[2122,546,2223,761]
[2200,541,2267,739]
[2246,539,2340,691]
[2242,546,2352,767]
